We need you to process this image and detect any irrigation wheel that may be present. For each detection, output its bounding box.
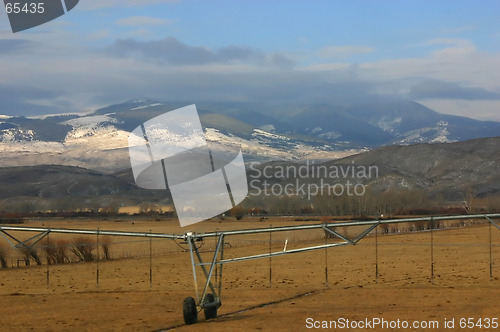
[203,293,218,320]
[182,297,198,325]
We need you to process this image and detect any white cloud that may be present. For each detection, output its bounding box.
[0,34,499,121]
[319,45,375,59]
[79,0,176,10]
[358,39,500,91]
[441,25,475,35]
[418,99,500,122]
[115,16,171,26]
[423,38,472,47]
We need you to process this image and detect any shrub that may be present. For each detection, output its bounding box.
[0,244,9,268]
[71,236,94,262]
[19,246,41,265]
[45,240,70,265]
[100,236,113,260]
[228,206,245,220]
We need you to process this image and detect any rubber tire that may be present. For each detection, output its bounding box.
[203,293,218,320]
[183,297,198,325]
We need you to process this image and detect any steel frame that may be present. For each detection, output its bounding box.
[1,213,499,324]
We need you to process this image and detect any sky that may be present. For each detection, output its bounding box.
[0,0,499,121]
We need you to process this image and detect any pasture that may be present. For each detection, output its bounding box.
[0,217,498,331]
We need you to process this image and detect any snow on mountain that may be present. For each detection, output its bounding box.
[205,127,361,161]
[28,113,81,120]
[258,124,276,132]
[373,116,402,133]
[395,120,455,144]
[1,99,499,173]
[130,103,163,111]
[319,131,341,140]
[0,128,35,142]
[62,113,119,129]
[252,128,290,141]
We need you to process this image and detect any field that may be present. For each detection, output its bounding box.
[0,217,498,331]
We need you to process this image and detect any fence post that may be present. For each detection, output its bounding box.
[375,224,379,283]
[269,224,272,288]
[96,228,100,288]
[430,217,434,285]
[324,224,328,287]
[149,230,153,289]
[46,231,50,288]
[489,221,493,281]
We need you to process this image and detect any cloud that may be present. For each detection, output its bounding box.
[441,25,475,35]
[0,39,35,54]
[424,38,472,47]
[79,0,175,10]
[409,80,500,100]
[115,16,171,26]
[0,34,499,122]
[358,39,499,92]
[0,83,64,116]
[106,37,292,66]
[319,45,375,59]
[418,99,500,122]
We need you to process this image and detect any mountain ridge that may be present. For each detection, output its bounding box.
[1,99,499,173]
[0,136,497,213]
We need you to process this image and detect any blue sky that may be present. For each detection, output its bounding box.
[1,0,499,120]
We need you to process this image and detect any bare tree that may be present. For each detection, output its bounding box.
[462,186,476,214]
[100,236,113,260]
[19,246,41,265]
[71,236,94,262]
[45,240,70,265]
[0,244,9,268]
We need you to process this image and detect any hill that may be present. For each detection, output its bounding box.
[1,99,500,172]
[0,137,497,214]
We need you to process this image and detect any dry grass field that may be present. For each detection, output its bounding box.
[0,217,498,331]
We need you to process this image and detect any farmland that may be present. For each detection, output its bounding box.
[0,216,498,331]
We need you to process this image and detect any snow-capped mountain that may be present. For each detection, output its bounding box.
[0,99,499,173]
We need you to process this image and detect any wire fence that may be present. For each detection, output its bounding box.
[0,216,498,292]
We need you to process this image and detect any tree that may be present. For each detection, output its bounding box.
[71,236,94,262]
[228,206,245,220]
[0,244,9,268]
[100,236,113,260]
[462,186,476,214]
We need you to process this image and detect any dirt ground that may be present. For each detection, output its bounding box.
[0,217,498,331]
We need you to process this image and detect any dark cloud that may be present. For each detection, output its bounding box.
[106,36,294,66]
[0,84,65,116]
[268,53,295,68]
[1,35,497,118]
[409,79,500,100]
[218,45,264,63]
[0,39,35,54]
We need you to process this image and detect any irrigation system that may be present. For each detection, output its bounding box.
[1,213,499,325]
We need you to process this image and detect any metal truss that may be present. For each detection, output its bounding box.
[1,213,499,325]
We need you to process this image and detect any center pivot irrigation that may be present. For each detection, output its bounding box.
[1,213,499,325]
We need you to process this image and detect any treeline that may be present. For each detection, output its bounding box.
[241,188,500,217]
[1,188,498,221]
[0,236,113,268]
[0,203,175,220]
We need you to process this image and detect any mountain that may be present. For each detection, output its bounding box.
[343,136,500,200]
[0,165,170,211]
[248,136,500,201]
[0,137,498,213]
[0,116,71,142]
[0,99,499,173]
[343,101,500,143]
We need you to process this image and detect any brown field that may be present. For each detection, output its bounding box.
[0,217,498,331]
